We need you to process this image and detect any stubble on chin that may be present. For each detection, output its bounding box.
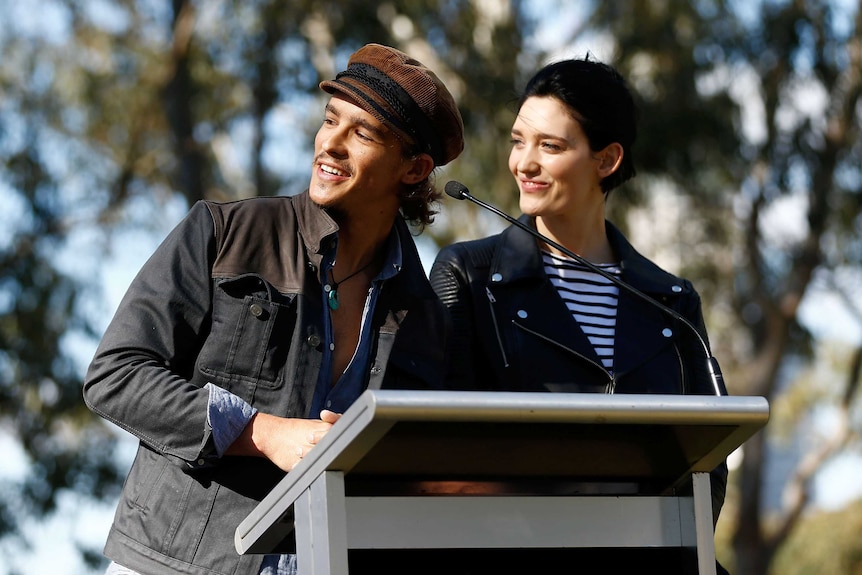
[308,185,347,223]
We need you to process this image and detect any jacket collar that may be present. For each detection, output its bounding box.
[492,215,686,297]
[292,190,434,299]
[292,190,339,271]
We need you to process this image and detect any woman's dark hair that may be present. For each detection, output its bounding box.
[518,57,638,194]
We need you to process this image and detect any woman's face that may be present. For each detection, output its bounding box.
[509,96,606,220]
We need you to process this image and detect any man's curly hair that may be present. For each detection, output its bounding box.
[399,173,441,232]
[396,140,442,232]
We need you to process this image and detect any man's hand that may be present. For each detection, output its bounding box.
[226,410,342,471]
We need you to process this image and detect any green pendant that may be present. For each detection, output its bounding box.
[327,287,339,310]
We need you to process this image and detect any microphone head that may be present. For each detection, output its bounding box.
[444,180,469,200]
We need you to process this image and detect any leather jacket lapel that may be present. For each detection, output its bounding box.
[606,222,687,385]
[489,219,603,365]
[612,289,676,377]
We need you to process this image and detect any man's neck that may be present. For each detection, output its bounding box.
[331,212,395,272]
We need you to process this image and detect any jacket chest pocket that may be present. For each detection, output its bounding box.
[199,275,297,392]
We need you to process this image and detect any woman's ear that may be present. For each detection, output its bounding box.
[401,153,435,185]
[596,143,624,178]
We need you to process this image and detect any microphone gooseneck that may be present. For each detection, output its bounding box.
[444,180,725,396]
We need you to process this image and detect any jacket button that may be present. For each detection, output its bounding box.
[662,328,673,337]
[517,310,528,318]
[491,273,503,282]
[307,334,321,347]
[249,303,263,317]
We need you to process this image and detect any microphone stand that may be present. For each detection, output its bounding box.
[444,181,725,396]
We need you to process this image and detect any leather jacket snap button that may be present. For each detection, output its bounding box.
[249,303,264,317]
[307,334,321,347]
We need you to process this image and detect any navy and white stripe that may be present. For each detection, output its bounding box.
[542,250,621,373]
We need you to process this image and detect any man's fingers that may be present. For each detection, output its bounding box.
[320,409,342,424]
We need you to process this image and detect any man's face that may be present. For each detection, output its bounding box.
[309,93,414,220]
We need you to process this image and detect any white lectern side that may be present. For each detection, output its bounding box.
[235,390,769,575]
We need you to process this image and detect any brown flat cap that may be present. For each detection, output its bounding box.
[320,43,464,166]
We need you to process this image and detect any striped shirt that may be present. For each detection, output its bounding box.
[542,250,621,373]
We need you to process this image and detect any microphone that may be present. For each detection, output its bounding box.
[444,180,725,396]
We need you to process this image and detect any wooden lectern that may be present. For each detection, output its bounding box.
[235,390,769,575]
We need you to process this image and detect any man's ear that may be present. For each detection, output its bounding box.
[596,143,624,178]
[402,153,435,185]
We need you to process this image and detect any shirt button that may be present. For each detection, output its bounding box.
[662,328,673,337]
[330,343,335,351]
[491,273,503,282]
[517,310,528,319]
[672,285,683,293]
[326,400,332,408]
[249,303,263,317]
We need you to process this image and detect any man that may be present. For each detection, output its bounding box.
[83,43,464,575]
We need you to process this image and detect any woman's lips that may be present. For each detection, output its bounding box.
[519,179,547,192]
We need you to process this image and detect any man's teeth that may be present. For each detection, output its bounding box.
[321,165,347,177]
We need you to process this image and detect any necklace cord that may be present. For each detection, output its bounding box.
[329,258,375,289]
[325,258,376,311]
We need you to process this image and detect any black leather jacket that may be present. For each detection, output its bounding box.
[430,216,728,520]
[83,192,448,575]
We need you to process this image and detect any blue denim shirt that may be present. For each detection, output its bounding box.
[310,231,403,418]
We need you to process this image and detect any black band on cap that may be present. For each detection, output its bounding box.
[332,63,443,163]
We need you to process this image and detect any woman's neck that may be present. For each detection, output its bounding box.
[536,213,615,264]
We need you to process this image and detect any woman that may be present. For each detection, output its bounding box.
[430,57,730,573]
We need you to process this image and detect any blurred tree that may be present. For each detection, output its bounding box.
[769,497,862,574]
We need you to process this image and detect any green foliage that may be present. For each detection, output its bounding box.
[770,498,862,575]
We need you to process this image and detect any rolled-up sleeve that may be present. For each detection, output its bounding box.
[206,382,258,457]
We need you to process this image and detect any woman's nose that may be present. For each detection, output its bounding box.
[514,145,539,174]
